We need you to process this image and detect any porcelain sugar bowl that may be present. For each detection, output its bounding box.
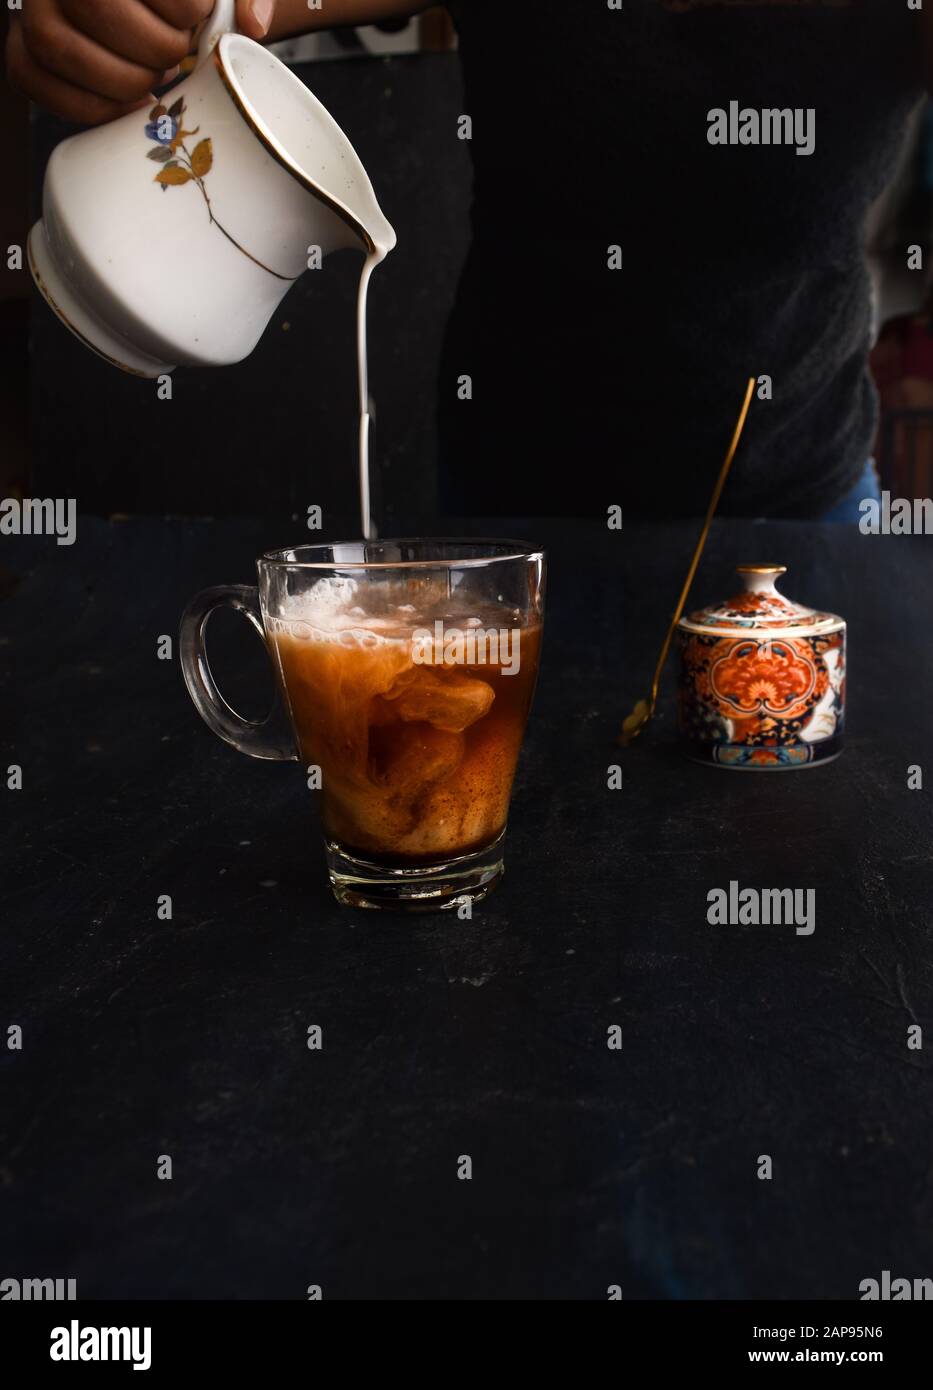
[676,566,846,769]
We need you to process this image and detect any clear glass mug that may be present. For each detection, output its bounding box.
[179,540,546,910]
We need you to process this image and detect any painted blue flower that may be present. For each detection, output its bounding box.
[145,117,178,145]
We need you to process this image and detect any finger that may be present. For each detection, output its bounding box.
[57,0,193,71]
[22,11,166,104]
[7,21,148,125]
[236,0,276,39]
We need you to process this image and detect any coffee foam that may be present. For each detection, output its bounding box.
[268,578,528,650]
[269,577,410,648]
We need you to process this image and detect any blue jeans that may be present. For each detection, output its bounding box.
[818,460,881,523]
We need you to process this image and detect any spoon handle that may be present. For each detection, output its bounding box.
[648,375,758,709]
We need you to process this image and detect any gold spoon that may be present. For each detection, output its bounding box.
[619,375,757,746]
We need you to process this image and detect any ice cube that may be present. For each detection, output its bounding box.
[371,722,465,795]
[382,667,495,733]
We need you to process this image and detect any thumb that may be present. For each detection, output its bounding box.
[236,0,276,40]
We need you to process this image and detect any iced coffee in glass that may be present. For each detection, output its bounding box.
[180,541,545,910]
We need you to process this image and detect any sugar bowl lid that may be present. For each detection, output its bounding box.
[678,566,844,637]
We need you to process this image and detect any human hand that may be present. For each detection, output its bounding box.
[6,0,276,125]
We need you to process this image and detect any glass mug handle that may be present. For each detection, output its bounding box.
[179,585,297,761]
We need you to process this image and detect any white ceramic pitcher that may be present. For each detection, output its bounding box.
[27,0,396,377]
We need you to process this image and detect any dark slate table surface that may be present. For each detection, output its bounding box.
[2,515,932,1300]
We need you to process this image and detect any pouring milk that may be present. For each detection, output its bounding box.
[28,0,396,539]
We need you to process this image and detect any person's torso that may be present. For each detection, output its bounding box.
[440,0,923,517]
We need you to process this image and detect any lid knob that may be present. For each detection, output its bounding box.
[735,564,786,596]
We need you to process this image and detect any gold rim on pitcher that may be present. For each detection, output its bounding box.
[213,44,378,254]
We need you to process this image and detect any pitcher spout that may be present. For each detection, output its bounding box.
[217,35,397,260]
[361,206,397,260]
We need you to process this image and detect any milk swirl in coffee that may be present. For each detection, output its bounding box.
[267,578,541,863]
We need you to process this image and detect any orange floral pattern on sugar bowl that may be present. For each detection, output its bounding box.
[677,566,845,770]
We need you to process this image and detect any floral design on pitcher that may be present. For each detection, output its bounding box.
[146,96,213,191]
[144,97,295,282]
